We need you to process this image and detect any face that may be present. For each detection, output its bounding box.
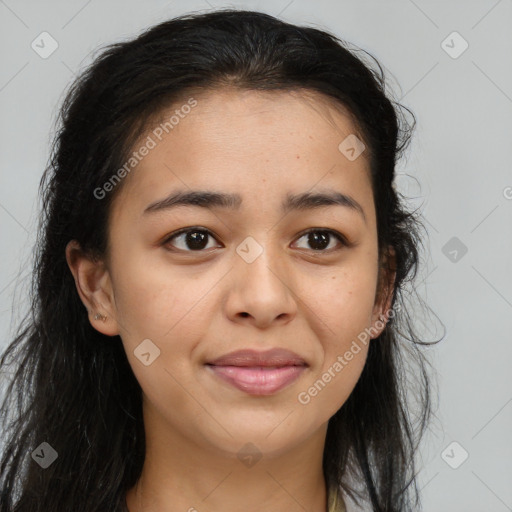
[69,88,393,460]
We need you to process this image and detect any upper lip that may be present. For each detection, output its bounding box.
[206,348,307,367]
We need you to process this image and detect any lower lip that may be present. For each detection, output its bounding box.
[206,365,306,395]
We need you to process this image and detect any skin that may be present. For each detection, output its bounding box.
[66,88,395,512]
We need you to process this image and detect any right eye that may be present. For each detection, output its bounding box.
[162,227,222,252]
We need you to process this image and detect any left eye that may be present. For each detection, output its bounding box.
[293,229,346,252]
[163,228,346,252]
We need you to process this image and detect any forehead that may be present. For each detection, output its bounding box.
[110,88,374,223]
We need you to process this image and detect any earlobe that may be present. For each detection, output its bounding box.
[65,240,120,337]
[370,248,397,339]
[370,296,393,340]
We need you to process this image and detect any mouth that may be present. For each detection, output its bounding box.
[205,348,308,396]
[205,364,307,395]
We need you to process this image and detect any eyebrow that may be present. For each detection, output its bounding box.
[143,189,366,222]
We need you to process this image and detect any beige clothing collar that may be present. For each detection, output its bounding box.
[327,484,347,512]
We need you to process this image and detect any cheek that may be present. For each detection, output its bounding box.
[297,265,376,411]
[298,343,368,421]
[109,245,215,343]
[298,272,374,415]
[312,265,378,344]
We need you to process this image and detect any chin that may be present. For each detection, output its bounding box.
[202,418,318,460]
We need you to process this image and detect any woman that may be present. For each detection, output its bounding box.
[0,9,434,512]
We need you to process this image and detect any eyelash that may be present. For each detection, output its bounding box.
[162,227,349,254]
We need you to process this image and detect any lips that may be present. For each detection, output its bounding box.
[205,348,308,395]
[206,348,307,367]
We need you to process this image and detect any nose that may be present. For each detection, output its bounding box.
[224,242,297,329]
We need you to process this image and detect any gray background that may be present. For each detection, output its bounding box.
[1,0,511,510]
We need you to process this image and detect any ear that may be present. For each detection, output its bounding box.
[369,246,397,339]
[65,240,120,336]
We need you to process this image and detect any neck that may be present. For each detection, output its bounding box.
[126,406,330,512]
